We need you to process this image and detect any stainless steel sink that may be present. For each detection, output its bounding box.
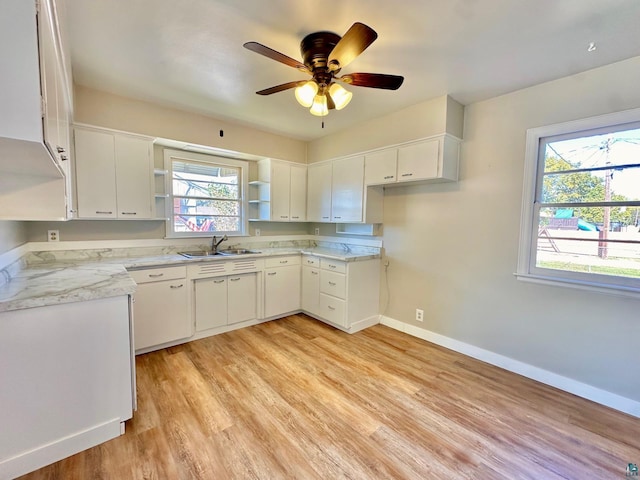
[217,249,261,256]
[178,251,221,258]
[178,249,260,258]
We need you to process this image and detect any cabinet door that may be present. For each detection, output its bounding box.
[74,128,117,218]
[301,266,320,316]
[264,265,301,318]
[194,277,227,331]
[228,273,257,324]
[365,149,397,185]
[133,280,190,350]
[289,164,307,221]
[307,162,332,222]
[270,161,291,221]
[331,156,364,222]
[38,0,60,164]
[397,139,440,181]
[115,135,153,219]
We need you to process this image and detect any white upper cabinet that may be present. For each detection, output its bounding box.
[250,159,307,222]
[306,162,333,222]
[74,126,153,219]
[364,135,461,187]
[331,156,364,223]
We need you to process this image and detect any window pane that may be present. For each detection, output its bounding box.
[173,198,240,216]
[172,178,239,199]
[536,206,640,279]
[173,215,240,233]
[172,160,239,201]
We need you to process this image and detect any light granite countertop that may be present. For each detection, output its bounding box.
[0,246,380,313]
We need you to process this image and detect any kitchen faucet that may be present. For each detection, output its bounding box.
[211,235,228,253]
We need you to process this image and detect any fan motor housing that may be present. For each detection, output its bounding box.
[300,31,340,71]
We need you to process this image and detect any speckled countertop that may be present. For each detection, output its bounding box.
[0,243,380,313]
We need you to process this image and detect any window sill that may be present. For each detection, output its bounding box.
[514,272,640,300]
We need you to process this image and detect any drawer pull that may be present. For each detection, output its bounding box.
[322,216,329,219]
[213,279,225,284]
[95,211,113,215]
[291,216,299,219]
[328,305,336,311]
[280,216,288,219]
[329,265,336,269]
[328,281,336,286]
[401,173,413,177]
[267,272,277,276]
[311,271,318,275]
[384,175,394,179]
[121,212,137,215]
[279,260,288,264]
[229,277,240,282]
[307,260,314,264]
[170,284,184,289]
[148,273,164,278]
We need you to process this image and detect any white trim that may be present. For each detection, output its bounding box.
[380,316,640,418]
[0,418,122,480]
[515,272,640,299]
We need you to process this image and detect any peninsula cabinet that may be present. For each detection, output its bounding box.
[364,134,461,186]
[306,257,381,333]
[74,126,154,219]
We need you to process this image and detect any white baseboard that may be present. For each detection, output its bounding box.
[0,418,122,479]
[380,316,640,419]
[348,314,381,333]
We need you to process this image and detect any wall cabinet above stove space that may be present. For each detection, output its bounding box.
[74,125,154,219]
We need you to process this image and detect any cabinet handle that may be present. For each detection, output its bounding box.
[56,146,65,153]
[95,211,113,215]
[401,173,413,177]
[322,216,329,219]
[328,305,336,311]
[280,216,288,219]
[121,212,137,215]
[291,216,299,219]
[229,277,240,282]
[213,279,225,284]
[328,281,336,286]
[311,271,318,275]
[148,273,164,278]
[170,284,184,289]
[60,155,68,161]
[267,272,277,276]
[334,216,341,219]
[329,265,336,269]
[279,260,288,264]
[307,260,314,264]
[384,175,394,179]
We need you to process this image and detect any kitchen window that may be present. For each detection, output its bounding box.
[164,149,248,237]
[517,108,640,296]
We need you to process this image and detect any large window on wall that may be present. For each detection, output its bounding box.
[518,109,640,295]
[164,149,248,237]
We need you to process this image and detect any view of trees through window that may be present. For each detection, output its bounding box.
[535,125,640,280]
[171,160,242,234]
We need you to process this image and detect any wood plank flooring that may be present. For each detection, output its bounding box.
[19,314,640,479]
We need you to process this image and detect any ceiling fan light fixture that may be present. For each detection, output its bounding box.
[328,83,352,110]
[309,94,329,116]
[294,81,318,107]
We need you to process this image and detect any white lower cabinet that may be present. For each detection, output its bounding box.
[129,266,191,352]
[304,257,381,332]
[194,272,257,331]
[264,255,301,318]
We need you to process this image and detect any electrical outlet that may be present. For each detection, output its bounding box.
[255,228,261,237]
[416,308,424,322]
[47,230,59,242]
[314,227,320,235]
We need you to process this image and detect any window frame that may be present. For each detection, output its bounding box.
[163,149,249,238]
[517,107,640,298]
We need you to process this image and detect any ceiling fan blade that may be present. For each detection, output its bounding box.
[256,81,304,95]
[340,73,404,90]
[328,22,378,72]
[243,41,310,73]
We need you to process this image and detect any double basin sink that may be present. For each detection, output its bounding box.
[178,249,261,259]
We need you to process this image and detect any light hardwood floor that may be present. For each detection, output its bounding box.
[19,314,640,479]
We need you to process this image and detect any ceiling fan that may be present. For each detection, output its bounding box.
[243,22,404,117]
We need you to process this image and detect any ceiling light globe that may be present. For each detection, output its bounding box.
[309,94,328,117]
[295,81,318,108]
[329,83,352,110]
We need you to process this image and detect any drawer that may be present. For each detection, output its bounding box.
[129,265,186,284]
[320,270,346,299]
[265,255,301,268]
[302,255,319,267]
[320,258,347,274]
[319,293,346,327]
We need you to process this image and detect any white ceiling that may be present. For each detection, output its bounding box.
[64,0,640,141]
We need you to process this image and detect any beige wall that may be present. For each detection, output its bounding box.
[74,85,307,163]
[309,56,640,402]
[0,221,26,254]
